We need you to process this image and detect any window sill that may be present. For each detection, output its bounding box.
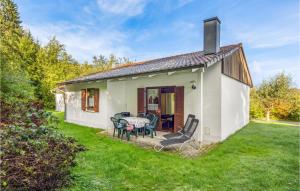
[84,110,98,113]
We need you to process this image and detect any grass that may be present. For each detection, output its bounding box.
[54,112,300,191]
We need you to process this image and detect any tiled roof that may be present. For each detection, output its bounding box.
[61,44,241,85]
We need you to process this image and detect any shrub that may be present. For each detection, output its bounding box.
[0,102,84,190]
[250,88,265,119]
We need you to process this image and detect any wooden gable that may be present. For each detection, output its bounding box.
[222,47,253,87]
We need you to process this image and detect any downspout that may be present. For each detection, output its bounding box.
[199,68,204,143]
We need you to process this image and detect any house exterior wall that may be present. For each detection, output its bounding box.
[63,70,204,139]
[64,82,108,129]
[221,75,250,140]
[202,61,250,143]
[62,61,250,143]
[55,93,65,112]
[106,70,203,140]
[203,62,222,142]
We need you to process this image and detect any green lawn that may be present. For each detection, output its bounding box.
[54,112,299,191]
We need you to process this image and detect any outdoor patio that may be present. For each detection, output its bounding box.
[101,129,215,157]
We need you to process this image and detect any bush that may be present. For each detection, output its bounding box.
[250,88,265,119]
[0,102,84,190]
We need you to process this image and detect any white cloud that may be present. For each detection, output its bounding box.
[176,0,194,8]
[250,59,300,87]
[83,5,92,15]
[229,14,300,49]
[224,13,300,49]
[96,0,147,16]
[252,60,262,74]
[235,27,299,48]
[24,23,132,62]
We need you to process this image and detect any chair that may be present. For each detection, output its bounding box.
[114,113,123,120]
[163,114,195,139]
[143,115,159,138]
[146,113,155,121]
[138,112,146,118]
[154,119,199,152]
[110,117,125,138]
[121,112,130,117]
[118,119,136,141]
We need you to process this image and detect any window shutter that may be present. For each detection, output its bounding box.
[81,89,86,111]
[174,86,184,133]
[94,88,100,112]
[137,88,145,114]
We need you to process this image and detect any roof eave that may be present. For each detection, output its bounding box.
[58,64,206,85]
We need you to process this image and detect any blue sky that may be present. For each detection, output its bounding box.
[16,0,299,87]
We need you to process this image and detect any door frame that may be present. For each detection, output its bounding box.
[145,86,176,132]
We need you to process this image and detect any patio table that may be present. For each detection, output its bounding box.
[122,117,150,128]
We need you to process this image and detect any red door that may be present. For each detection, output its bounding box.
[139,86,184,132]
[174,86,184,132]
[137,88,145,114]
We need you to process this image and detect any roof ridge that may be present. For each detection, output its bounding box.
[107,43,241,72]
[110,49,203,71]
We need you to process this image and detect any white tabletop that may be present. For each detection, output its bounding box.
[122,117,150,128]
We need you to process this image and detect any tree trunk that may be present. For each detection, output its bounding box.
[266,110,270,121]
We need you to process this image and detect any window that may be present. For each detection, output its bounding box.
[87,88,95,111]
[81,88,99,112]
[147,88,159,111]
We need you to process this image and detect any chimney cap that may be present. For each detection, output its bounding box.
[203,16,221,24]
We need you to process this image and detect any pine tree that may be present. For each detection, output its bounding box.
[0,0,35,104]
[0,0,23,61]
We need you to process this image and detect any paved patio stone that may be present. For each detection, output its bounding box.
[101,129,216,157]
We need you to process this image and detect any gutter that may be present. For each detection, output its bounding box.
[57,64,207,86]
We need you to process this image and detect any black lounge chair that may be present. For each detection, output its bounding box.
[154,119,199,152]
[163,114,195,139]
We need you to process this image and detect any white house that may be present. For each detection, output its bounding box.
[57,17,252,143]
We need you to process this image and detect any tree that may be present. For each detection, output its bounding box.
[0,0,23,61]
[250,88,264,119]
[92,55,107,70]
[1,0,133,109]
[92,54,130,71]
[0,55,35,105]
[18,31,40,86]
[36,37,81,108]
[256,72,299,121]
[0,0,35,105]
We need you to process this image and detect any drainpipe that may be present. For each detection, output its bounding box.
[199,68,204,143]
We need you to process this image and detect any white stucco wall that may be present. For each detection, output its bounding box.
[202,62,222,142]
[64,82,108,129]
[107,70,203,140]
[62,62,250,143]
[63,70,203,136]
[221,75,250,140]
[55,93,65,112]
[202,61,250,143]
